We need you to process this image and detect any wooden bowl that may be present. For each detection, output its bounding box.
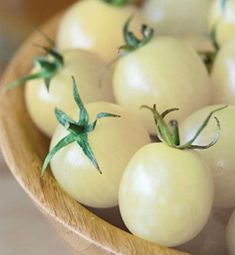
[0,13,189,255]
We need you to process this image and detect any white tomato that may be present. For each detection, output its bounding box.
[226,210,235,255]
[47,100,150,208]
[25,49,114,137]
[211,40,235,104]
[209,0,235,47]
[56,0,146,61]
[143,0,212,36]
[180,105,235,208]
[119,143,214,247]
[113,36,211,134]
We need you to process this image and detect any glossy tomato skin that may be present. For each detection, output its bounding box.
[50,102,151,208]
[209,0,235,47]
[25,49,114,137]
[143,0,212,36]
[113,37,211,134]
[119,143,214,247]
[211,41,235,104]
[226,210,235,255]
[56,0,146,61]
[180,105,235,208]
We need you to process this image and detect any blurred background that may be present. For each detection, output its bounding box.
[0,0,75,72]
[0,0,75,254]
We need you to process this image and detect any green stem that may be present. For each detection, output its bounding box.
[119,17,154,55]
[41,133,76,176]
[170,120,180,146]
[42,77,120,175]
[143,104,227,151]
[101,0,128,6]
[179,105,227,149]
[4,71,47,91]
[5,46,64,91]
[141,105,175,146]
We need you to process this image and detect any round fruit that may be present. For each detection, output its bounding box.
[56,0,146,61]
[119,143,214,247]
[180,105,235,208]
[44,81,150,208]
[113,36,211,134]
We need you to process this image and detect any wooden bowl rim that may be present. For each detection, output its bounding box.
[0,12,189,255]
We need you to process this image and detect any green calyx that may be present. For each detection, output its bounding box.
[101,0,129,6]
[5,45,64,91]
[119,17,154,55]
[42,77,120,176]
[142,104,228,150]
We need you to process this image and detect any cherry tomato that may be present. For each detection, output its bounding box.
[56,0,146,61]
[49,102,150,208]
[113,36,211,134]
[119,143,214,247]
[180,105,235,208]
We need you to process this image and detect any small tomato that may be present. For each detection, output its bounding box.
[180,105,235,208]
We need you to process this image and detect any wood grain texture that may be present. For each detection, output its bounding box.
[0,12,190,255]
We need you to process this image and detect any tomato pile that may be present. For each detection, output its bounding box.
[6,0,235,254]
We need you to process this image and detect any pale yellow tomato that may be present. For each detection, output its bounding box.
[209,0,235,47]
[180,105,235,208]
[50,102,151,208]
[113,37,212,134]
[211,40,235,104]
[119,143,214,247]
[56,0,146,61]
[226,210,235,255]
[25,49,114,137]
[143,0,212,36]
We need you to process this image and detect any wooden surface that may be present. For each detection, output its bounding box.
[0,1,75,254]
[0,12,190,255]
